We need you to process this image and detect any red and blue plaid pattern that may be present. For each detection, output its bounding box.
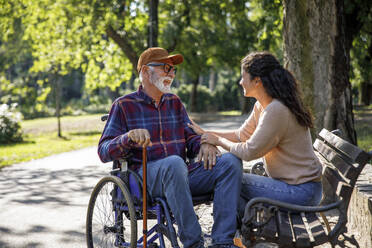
[98,86,201,172]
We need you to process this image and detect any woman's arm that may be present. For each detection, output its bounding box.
[199,133,236,152]
[188,120,240,142]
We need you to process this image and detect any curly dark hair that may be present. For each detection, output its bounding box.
[241,51,313,128]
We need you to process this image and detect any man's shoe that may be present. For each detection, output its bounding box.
[233,237,246,248]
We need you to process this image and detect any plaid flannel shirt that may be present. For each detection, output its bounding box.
[98,86,202,172]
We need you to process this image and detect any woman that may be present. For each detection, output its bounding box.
[189,51,322,215]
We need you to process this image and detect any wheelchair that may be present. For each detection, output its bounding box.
[86,114,213,248]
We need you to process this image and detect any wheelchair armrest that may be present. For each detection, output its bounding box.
[243,197,342,223]
[101,114,109,122]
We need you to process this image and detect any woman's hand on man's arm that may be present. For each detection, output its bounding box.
[188,119,205,135]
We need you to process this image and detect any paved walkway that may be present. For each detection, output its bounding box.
[0,147,109,248]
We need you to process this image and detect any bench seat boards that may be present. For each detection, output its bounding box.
[305,213,329,246]
[290,213,312,247]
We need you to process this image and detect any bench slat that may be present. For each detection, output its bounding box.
[305,213,329,246]
[314,139,359,181]
[322,166,348,194]
[323,166,353,201]
[290,213,311,247]
[277,211,294,247]
[318,129,370,165]
[261,216,278,243]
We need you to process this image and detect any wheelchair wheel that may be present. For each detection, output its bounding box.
[86,176,137,248]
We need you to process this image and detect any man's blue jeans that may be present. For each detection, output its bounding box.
[238,173,322,218]
[140,153,242,248]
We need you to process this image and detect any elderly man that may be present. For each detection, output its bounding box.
[98,47,242,248]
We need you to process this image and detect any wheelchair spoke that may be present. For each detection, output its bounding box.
[87,176,137,248]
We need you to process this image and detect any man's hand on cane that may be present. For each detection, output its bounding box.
[128,129,152,147]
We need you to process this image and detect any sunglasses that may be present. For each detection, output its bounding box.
[146,63,177,75]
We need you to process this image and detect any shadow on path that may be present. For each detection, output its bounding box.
[0,165,106,206]
[0,161,109,247]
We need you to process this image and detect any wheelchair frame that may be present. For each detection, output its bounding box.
[86,114,213,248]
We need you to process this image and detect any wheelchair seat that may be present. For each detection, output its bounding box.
[192,193,214,206]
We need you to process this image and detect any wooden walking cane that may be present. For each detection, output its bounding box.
[142,147,148,248]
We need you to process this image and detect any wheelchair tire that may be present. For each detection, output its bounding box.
[86,176,137,248]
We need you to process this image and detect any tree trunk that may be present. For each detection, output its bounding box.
[360,82,370,105]
[189,76,199,112]
[148,0,159,47]
[106,25,139,72]
[54,75,62,138]
[128,71,136,90]
[283,0,357,144]
[209,70,217,91]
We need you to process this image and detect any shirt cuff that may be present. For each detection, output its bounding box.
[120,133,136,147]
[229,143,240,157]
[234,129,241,142]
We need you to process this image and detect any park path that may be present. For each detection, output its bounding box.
[0,115,248,248]
[0,147,109,248]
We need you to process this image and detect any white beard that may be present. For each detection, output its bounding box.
[153,76,173,93]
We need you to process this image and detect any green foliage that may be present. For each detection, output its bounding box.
[350,29,372,85]
[0,104,23,144]
[346,0,372,105]
[354,105,372,152]
[248,0,283,59]
[174,70,241,112]
[213,71,242,111]
[175,84,215,112]
[0,0,286,120]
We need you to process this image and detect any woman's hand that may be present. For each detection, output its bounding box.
[188,119,205,135]
[201,133,220,146]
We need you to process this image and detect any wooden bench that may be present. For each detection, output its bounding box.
[240,129,372,248]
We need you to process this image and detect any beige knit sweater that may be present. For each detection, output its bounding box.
[230,99,322,185]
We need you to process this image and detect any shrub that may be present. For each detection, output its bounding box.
[175,84,216,112]
[0,103,23,144]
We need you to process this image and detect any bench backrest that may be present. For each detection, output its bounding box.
[313,129,370,211]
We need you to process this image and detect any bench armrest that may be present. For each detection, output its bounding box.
[243,197,342,220]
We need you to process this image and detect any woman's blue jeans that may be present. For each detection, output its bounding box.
[238,173,322,218]
[140,153,242,248]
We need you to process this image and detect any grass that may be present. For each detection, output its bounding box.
[21,114,106,135]
[0,132,101,167]
[216,110,242,116]
[0,114,105,168]
[0,107,371,169]
[354,105,372,152]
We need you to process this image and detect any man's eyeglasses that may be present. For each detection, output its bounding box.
[146,63,177,75]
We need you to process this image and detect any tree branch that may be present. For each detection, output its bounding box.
[106,25,139,73]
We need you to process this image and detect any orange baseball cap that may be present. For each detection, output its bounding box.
[137,47,184,73]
